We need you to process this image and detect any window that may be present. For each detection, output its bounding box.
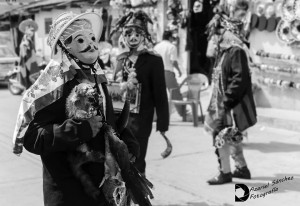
[45,18,52,34]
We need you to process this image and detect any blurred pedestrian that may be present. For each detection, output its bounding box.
[18,19,39,89]
[205,0,257,185]
[12,11,139,205]
[154,30,189,118]
[112,10,169,177]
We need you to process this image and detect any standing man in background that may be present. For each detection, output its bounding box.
[205,0,256,185]
[18,19,39,89]
[154,30,189,118]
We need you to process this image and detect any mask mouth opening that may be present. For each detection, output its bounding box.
[123,27,145,37]
[129,37,140,44]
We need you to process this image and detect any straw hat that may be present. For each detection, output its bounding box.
[18,19,38,33]
[47,11,103,57]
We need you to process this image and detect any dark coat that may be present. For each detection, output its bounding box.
[23,78,139,206]
[221,46,253,110]
[116,52,169,136]
[211,46,256,135]
[116,52,169,173]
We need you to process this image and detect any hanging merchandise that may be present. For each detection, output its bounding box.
[257,14,267,31]
[282,0,295,22]
[276,19,296,44]
[253,1,267,31]
[254,63,300,74]
[274,0,284,18]
[165,0,184,45]
[290,19,300,41]
[264,1,279,32]
[251,12,259,29]
[258,76,300,90]
[255,50,300,62]
[294,0,300,20]
[265,3,275,19]
[254,1,266,17]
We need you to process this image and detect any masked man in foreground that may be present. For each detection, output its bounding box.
[12,12,143,206]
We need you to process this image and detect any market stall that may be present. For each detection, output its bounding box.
[249,0,300,110]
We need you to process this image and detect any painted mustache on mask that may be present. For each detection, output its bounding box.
[129,36,139,43]
[79,45,98,53]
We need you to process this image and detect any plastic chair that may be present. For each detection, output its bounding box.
[169,73,209,127]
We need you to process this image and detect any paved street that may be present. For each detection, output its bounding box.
[0,85,300,206]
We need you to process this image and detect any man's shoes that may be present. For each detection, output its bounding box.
[207,171,232,185]
[232,166,251,179]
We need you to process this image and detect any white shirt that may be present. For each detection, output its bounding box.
[154,40,177,72]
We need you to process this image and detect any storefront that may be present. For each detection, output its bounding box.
[249,0,300,111]
[0,0,215,76]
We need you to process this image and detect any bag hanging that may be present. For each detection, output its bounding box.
[215,110,244,148]
[232,90,257,132]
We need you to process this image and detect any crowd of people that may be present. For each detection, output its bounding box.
[12,0,257,205]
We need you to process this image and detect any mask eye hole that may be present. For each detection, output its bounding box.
[124,28,134,36]
[91,36,96,42]
[77,38,84,43]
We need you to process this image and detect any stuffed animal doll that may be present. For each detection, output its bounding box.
[66,82,154,206]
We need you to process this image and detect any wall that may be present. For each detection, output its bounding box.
[249,29,300,110]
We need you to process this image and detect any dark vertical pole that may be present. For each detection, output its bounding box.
[186,0,192,75]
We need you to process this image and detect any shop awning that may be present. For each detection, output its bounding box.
[0,0,109,20]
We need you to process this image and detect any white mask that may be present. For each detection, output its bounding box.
[65,30,99,64]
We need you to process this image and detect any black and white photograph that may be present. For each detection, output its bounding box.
[0,0,300,206]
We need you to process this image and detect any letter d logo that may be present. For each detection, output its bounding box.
[235,184,250,202]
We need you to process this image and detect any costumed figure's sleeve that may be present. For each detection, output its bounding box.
[23,97,94,156]
[151,56,169,132]
[223,47,250,110]
[118,127,140,158]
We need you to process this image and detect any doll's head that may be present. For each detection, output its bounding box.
[110,10,153,49]
[66,83,103,119]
